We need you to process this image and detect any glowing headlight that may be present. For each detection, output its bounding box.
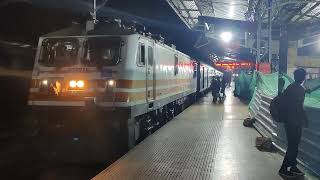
[69,80,77,88]
[77,80,85,88]
[107,80,115,87]
[42,80,48,85]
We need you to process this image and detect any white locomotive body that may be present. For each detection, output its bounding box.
[27,24,221,163]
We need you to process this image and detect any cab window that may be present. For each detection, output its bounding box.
[39,38,80,67]
[82,37,121,66]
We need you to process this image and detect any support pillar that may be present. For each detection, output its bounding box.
[268,0,272,64]
[279,25,288,74]
[278,25,288,95]
[256,11,261,69]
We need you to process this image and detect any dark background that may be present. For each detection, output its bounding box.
[0,0,206,64]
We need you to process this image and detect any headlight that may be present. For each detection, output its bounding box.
[69,80,77,88]
[107,79,115,87]
[77,80,85,88]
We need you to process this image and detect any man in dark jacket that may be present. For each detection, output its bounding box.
[221,73,229,97]
[211,77,221,102]
[279,68,308,178]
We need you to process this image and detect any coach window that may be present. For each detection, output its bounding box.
[148,46,153,66]
[207,69,209,87]
[137,43,145,66]
[174,54,178,75]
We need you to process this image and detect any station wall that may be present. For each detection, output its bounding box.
[288,40,320,79]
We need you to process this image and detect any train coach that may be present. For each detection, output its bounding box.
[26,22,222,163]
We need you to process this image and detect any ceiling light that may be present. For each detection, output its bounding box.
[220,32,233,43]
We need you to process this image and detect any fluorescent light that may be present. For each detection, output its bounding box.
[20,44,31,48]
[229,6,234,18]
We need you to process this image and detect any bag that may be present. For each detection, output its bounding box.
[269,94,284,122]
[255,137,274,152]
[243,118,255,127]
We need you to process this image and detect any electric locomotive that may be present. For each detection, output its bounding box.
[27,22,221,163]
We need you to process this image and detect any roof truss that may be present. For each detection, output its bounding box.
[167,0,248,29]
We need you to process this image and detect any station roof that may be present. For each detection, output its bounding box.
[248,0,320,26]
[286,2,320,23]
[167,0,320,29]
[167,0,248,28]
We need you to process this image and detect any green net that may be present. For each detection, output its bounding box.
[234,71,320,108]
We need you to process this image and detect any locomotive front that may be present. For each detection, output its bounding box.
[29,36,121,107]
[27,35,128,163]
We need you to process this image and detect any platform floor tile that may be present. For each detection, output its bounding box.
[93,90,316,180]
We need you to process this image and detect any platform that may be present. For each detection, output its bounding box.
[93,89,316,180]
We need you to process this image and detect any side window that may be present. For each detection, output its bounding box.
[148,46,153,66]
[137,43,145,66]
[174,54,178,75]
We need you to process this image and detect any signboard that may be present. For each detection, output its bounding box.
[214,61,254,70]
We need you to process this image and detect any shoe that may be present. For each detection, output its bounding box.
[279,169,296,178]
[290,166,305,176]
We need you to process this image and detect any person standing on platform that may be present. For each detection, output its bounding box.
[221,74,227,97]
[226,71,232,87]
[210,77,220,102]
[278,68,308,178]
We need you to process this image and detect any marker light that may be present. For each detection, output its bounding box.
[76,80,85,88]
[42,80,48,85]
[69,80,77,88]
[107,80,115,87]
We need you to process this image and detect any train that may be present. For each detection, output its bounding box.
[26,22,222,163]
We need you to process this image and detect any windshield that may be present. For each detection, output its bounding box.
[39,38,80,67]
[38,37,121,67]
[82,37,121,66]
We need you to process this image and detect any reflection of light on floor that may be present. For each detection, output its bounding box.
[219,159,235,176]
[224,95,233,102]
[224,105,232,113]
[223,88,234,106]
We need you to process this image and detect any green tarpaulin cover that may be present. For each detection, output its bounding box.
[234,71,320,108]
